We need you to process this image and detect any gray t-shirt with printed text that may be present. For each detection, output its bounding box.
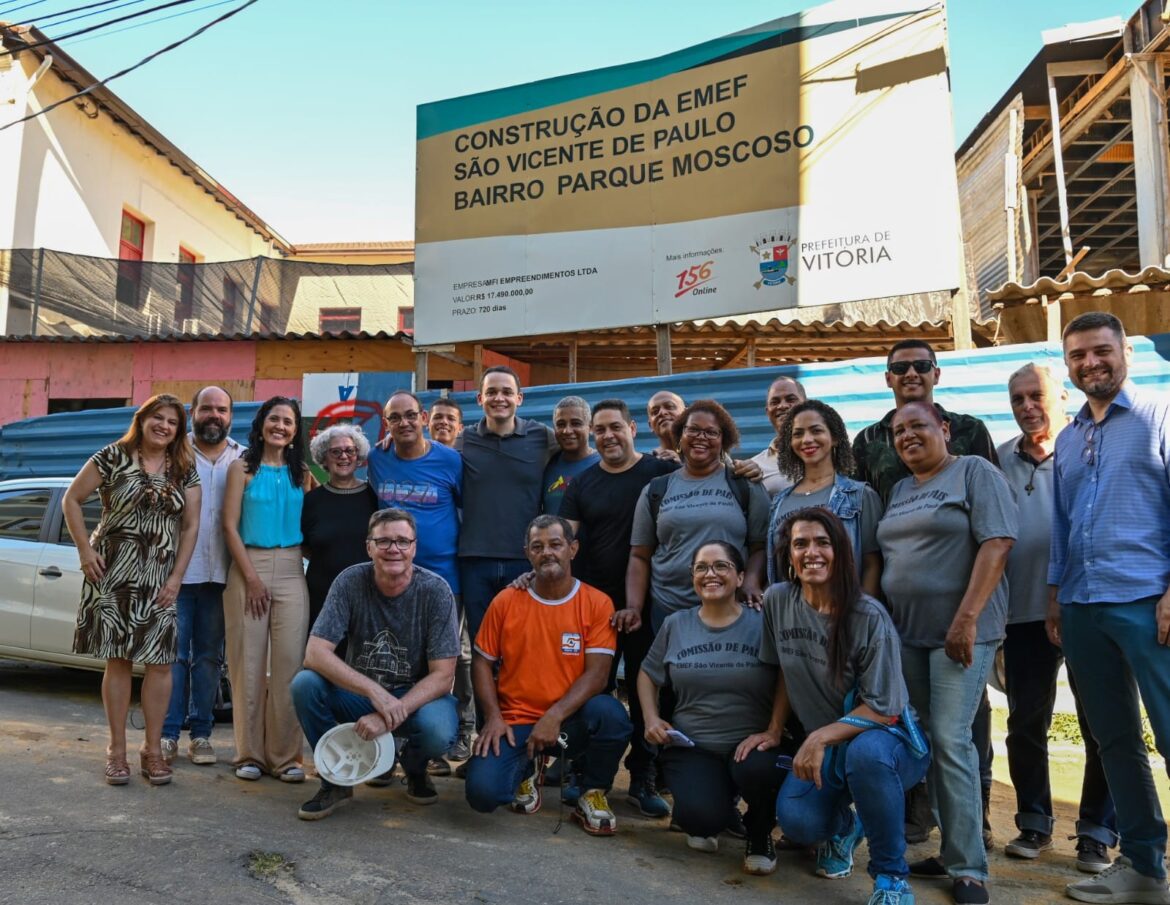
[641,606,776,756]
[630,469,770,615]
[760,582,909,732]
[877,456,1018,648]
[311,563,460,690]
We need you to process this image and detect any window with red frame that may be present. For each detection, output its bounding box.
[175,246,198,328]
[397,306,414,335]
[116,211,145,309]
[319,307,362,333]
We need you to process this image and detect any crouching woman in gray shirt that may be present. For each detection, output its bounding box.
[638,541,785,877]
[759,507,930,905]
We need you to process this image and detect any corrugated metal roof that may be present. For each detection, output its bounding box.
[0,330,411,344]
[291,242,415,253]
[989,266,1170,306]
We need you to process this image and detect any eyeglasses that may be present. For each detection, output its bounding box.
[888,359,935,376]
[692,560,736,576]
[683,426,722,441]
[386,411,421,424]
[368,537,416,551]
[327,447,358,459]
[1081,422,1100,466]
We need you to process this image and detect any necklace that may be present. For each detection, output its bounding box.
[137,448,172,506]
[795,473,833,496]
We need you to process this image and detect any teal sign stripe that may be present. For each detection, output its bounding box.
[417,10,923,140]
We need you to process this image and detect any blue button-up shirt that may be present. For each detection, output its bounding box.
[1048,384,1170,604]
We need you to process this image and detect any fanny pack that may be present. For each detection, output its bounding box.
[822,687,929,790]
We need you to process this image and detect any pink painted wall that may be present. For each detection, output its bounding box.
[253,378,303,401]
[130,343,257,404]
[0,341,263,425]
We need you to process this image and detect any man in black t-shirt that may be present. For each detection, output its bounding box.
[560,398,677,819]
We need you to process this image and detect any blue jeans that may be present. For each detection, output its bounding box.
[1062,599,1170,879]
[777,729,930,878]
[465,694,632,813]
[289,669,458,778]
[459,557,530,644]
[163,582,226,741]
[1003,620,1116,843]
[901,643,995,881]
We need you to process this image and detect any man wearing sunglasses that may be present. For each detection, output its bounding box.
[852,340,999,506]
[1048,311,1170,905]
[851,338,999,859]
[291,508,461,820]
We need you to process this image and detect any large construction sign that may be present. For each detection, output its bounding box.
[415,0,963,343]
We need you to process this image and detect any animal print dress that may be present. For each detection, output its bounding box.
[72,444,200,664]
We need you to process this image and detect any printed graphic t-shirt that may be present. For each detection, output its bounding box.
[641,607,775,756]
[542,451,601,515]
[311,563,460,689]
[366,441,463,593]
[474,581,617,725]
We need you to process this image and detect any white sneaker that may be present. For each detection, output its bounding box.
[235,763,262,781]
[1066,857,1170,904]
[687,835,719,852]
[160,738,178,764]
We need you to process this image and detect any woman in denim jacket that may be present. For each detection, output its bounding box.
[765,400,883,596]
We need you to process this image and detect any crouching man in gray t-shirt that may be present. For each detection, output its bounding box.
[290,508,461,820]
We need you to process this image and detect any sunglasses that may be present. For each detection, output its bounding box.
[888,359,935,376]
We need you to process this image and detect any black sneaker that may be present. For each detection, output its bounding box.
[1074,836,1110,874]
[405,771,438,805]
[952,878,989,905]
[365,769,396,788]
[297,782,352,820]
[742,834,778,876]
[909,855,948,878]
[1004,829,1053,859]
[724,808,747,839]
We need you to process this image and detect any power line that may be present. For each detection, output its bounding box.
[67,0,235,45]
[0,0,201,57]
[0,0,260,131]
[34,0,153,30]
[0,0,50,17]
[9,0,146,28]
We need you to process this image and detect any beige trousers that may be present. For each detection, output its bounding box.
[223,546,308,774]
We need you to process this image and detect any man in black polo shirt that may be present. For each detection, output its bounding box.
[458,365,557,645]
[560,398,677,819]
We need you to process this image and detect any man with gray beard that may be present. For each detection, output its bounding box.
[161,386,243,767]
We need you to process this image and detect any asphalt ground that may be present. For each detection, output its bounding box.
[0,659,1139,905]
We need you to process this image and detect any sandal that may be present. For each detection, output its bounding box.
[105,751,130,786]
[139,749,173,786]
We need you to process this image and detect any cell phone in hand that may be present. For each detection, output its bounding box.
[665,729,695,747]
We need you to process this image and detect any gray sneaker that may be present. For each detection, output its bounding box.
[1066,857,1170,904]
[188,737,216,765]
[160,738,178,765]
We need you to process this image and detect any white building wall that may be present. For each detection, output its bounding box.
[0,52,278,263]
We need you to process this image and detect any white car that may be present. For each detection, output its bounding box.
[0,477,106,669]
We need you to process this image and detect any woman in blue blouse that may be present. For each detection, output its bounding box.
[223,397,314,782]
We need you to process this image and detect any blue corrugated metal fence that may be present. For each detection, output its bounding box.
[3,336,1168,480]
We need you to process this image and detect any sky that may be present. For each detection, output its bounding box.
[13,0,1140,245]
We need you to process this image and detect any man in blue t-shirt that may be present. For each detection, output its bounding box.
[542,395,599,514]
[367,389,468,764]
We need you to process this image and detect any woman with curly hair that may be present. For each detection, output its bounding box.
[222,396,314,782]
[302,424,377,631]
[64,394,201,785]
[765,399,883,597]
